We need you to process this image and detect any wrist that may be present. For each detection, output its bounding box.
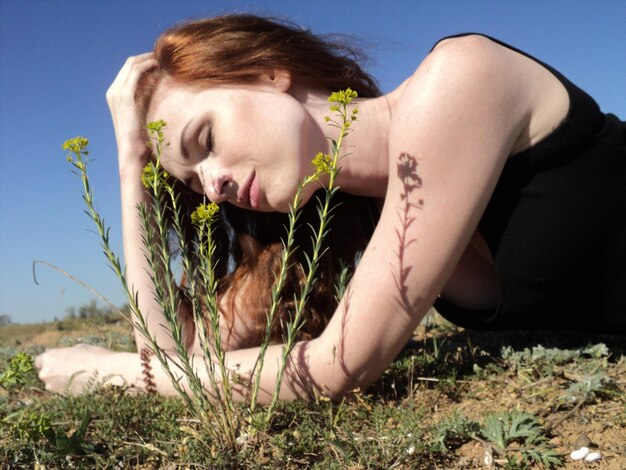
[119,161,146,182]
[103,352,144,389]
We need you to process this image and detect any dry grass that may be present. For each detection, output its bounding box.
[0,310,624,468]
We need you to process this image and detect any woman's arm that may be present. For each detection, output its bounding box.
[254,35,536,400]
[106,53,180,352]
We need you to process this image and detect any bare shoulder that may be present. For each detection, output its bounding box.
[427,33,545,78]
[395,34,568,153]
[399,34,531,110]
[387,35,531,169]
[432,33,502,52]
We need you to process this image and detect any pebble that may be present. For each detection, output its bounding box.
[570,446,590,460]
[573,433,591,449]
[483,447,494,467]
[585,451,602,462]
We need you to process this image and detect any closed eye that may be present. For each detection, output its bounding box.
[204,126,213,153]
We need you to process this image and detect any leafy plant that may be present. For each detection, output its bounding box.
[500,343,609,377]
[480,410,561,468]
[562,370,616,405]
[430,410,480,453]
[1,409,52,442]
[481,411,540,450]
[0,352,35,391]
[43,413,94,456]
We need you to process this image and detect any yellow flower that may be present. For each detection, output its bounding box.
[191,202,220,225]
[312,152,332,176]
[328,88,358,106]
[62,137,89,155]
[146,120,167,134]
[305,152,334,185]
[141,162,169,189]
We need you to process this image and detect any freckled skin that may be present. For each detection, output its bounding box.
[147,77,327,213]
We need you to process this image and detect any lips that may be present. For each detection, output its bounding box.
[249,172,259,209]
[237,171,258,209]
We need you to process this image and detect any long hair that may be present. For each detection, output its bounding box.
[135,14,381,346]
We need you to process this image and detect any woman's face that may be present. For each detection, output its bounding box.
[146,78,324,212]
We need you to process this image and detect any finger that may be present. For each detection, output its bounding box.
[121,52,155,70]
[110,60,159,98]
[130,52,154,60]
[124,52,157,69]
[109,54,158,90]
[122,57,158,86]
[35,353,43,369]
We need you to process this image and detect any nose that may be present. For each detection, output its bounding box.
[196,162,231,203]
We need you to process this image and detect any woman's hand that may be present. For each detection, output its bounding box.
[35,344,139,394]
[106,52,159,176]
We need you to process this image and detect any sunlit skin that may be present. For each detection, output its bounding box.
[36,35,569,399]
[147,75,391,212]
[148,76,322,212]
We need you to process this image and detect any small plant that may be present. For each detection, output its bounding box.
[0,352,35,391]
[562,370,616,405]
[480,410,561,468]
[2,408,94,458]
[500,343,609,378]
[2,409,52,442]
[430,410,480,453]
[43,413,94,456]
[257,88,359,425]
[62,89,359,450]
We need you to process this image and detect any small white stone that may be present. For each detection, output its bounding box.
[570,446,590,460]
[406,445,415,455]
[484,447,493,466]
[584,451,602,462]
[235,431,250,446]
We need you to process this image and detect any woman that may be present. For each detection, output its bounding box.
[36,15,626,400]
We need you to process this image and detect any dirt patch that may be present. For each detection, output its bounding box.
[1,315,623,468]
[406,319,626,469]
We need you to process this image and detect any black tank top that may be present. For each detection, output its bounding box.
[432,34,626,333]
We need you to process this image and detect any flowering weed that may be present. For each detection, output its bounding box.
[60,90,359,450]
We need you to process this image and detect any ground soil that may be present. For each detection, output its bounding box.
[408,319,626,469]
[1,315,624,469]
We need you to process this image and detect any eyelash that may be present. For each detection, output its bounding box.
[205,127,213,153]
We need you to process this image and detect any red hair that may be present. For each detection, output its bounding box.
[135,14,381,346]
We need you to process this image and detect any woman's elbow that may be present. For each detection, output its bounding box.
[300,339,378,402]
[320,373,378,402]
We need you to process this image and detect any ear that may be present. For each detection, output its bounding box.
[260,69,291,92]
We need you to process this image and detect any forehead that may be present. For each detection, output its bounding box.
[146,79,268,125]
[146,79,201,121]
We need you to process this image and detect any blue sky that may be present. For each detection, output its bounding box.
[1,0,625,324]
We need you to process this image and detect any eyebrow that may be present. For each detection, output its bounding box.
[179,121,191,159]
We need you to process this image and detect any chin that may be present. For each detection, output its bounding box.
[274,185,317,213]
[259,193,296,214]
